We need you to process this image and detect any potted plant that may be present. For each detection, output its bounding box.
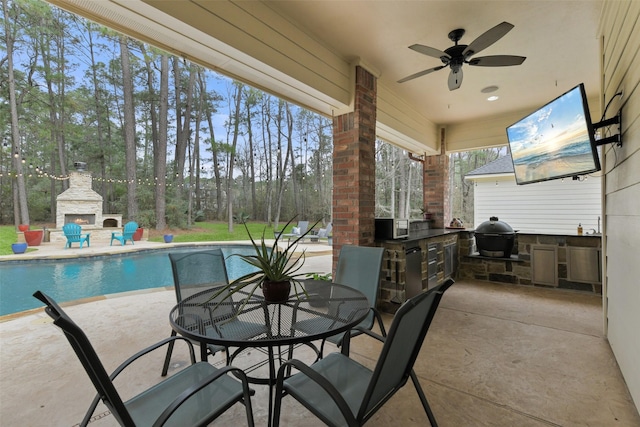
[133,227,144,241]
[24,229,43,246]
[211,218,319,305]
[11,242,28,254]
[304,272,332,307]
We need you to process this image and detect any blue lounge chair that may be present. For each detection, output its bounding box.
[62,223,90,249]
[110,221,138,246]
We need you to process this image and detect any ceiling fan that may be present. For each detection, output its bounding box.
[398,21,526,91]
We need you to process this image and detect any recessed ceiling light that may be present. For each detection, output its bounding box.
[481,85,499,93]
[487,95,499,101]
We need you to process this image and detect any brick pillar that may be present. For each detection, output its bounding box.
[423,130,450,228]
[332,66,377,270]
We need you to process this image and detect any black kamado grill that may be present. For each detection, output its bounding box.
[475,216,516,258]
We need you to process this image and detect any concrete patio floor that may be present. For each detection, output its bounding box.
[1,240,639,426]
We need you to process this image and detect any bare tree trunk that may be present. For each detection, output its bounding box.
[119,35,137,220]
[226,82,243,232]
[262,96,274,225]
[174,59,196,193]
[242,88,259,220]
[3,0,29,225]
[286,103,299,215]
[155,54,169,230]
[204,100,224,220]
[87,26,107,210]
[194,77,205,214]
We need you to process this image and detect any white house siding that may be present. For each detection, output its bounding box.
[600,0,640,410]
[471,175,602,234]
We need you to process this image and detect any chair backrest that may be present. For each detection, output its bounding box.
[297,221,309,235]
[32,291,135,426]
[169,249,230,302]
[358,279,454,421]
[317,223,332,238]
[334,245,384,329]
[122,221,138,237]
[63,223,82,237]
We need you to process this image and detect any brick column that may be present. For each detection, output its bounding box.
[423,131,450,228]
[332,66,377,269]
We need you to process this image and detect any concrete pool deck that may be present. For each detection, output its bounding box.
[1,241,639,426]
[0,237,334,261]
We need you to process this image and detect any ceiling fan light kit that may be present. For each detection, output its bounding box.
[399,21,526,90]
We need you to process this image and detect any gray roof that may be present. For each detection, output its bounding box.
[465,154,514,177]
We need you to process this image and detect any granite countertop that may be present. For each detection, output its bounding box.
[517,232,602,237]
[376,228,469,244]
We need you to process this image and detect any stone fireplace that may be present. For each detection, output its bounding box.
[56,171,103,229]
[48,167,125,243]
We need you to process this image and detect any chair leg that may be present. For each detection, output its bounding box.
[410,370,438,427]
[161,330,178,376]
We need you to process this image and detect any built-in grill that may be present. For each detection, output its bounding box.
[475,216,516,258]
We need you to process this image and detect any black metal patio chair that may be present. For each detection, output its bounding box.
[273,279,455,427]
[292,245,387,357]
[162,249,268,376]
[33,290,255,427]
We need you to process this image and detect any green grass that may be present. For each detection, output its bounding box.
[147,221,289,243]
[0,226,18,255]
[0,221,297,255]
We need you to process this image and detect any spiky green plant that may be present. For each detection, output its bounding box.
[207,217,319,307]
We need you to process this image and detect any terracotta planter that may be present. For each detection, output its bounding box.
[18,224,29,232]
[133,227,143,241]
[24,230,43,246]
[11,243,28,254]
[262,280,291,303]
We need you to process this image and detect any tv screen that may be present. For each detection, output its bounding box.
[506,83,601,185]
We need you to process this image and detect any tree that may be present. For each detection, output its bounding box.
[119,35,137,220]
[155,53,169,230]
[2,0,30,225]
[225,81,242,232]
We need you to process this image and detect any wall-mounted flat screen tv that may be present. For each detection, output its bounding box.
[506,83,601,185]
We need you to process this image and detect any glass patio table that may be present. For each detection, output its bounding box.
[169,280,369,424]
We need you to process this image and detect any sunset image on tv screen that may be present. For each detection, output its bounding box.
[506,85,599,184]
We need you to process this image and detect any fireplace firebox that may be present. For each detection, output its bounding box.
[65,214,96,226]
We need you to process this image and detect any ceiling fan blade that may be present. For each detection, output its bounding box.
[409,44,450,61]
[398,65,446,83]
[448,68,463,91]
[468,55,526,67]
[462,21,514,58]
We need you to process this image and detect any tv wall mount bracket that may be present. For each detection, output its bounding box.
[593,109,622,147]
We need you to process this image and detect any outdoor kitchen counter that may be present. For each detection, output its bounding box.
[374,229,471,313]
[459,232,603,295]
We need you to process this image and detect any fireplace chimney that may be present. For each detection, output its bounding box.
[74,161,87,172]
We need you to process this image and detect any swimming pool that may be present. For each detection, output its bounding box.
[0,245,259,316]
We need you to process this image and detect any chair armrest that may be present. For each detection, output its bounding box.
[339,319,387,356]
[153,365,254,427]
[276,358,358,426]
[81,337,198,427]
[110,336,197,380]
[349,327,385,343]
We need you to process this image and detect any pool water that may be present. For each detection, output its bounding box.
[0,245,259,316]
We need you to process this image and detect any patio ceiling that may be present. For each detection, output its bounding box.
[47,0,603,154]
